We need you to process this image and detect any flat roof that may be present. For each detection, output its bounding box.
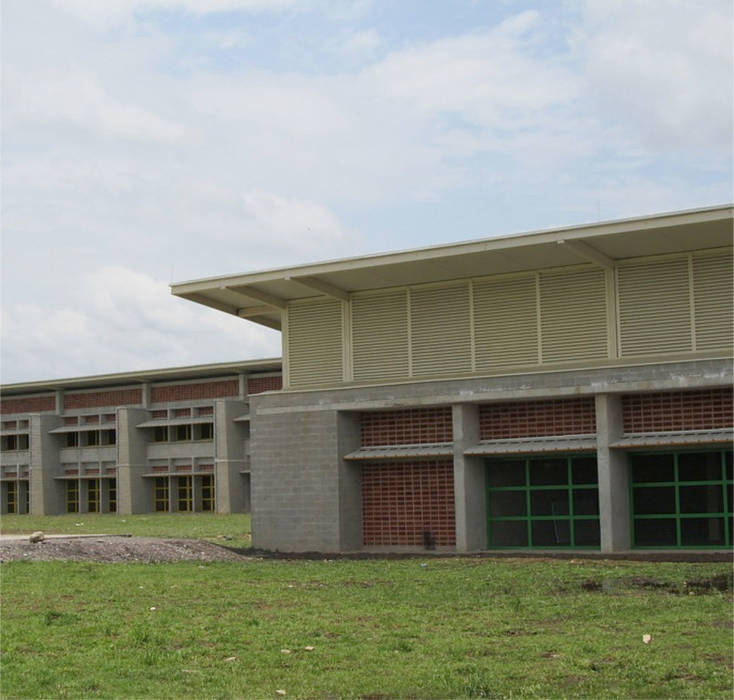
[1,358,282,396]
[171,204,734,330]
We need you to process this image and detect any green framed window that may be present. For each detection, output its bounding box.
[630,449,732,548]
[177,476,192,512]
[66,481,79,513]
[154,477,169,512]
[108,479,117,513]
[6,481,17,513]
[87,479,100,513]
[201,475,214,512]
[486,455,600,549]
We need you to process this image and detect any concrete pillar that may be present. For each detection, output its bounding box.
[214,400,249,513]
[595,394,631,552]
[337,411,362,551]
[30,413,64,515]
[141,382,151,409]
[452,404,487,551]
[116,407,149,514]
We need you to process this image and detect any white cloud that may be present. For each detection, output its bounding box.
[576,0,732,151]
[4,67,186,142]
[0,267,281,382]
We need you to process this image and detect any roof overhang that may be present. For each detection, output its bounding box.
[171,204,734,330]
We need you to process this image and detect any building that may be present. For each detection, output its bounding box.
[171,205,733,553]
[3,205,732,553]
[1,360,281,516]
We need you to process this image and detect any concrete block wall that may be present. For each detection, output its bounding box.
[214,399,249,513]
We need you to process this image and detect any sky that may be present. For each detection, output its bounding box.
[2,0,732,384]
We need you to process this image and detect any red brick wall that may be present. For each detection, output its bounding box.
[248,375,283,394]
[479,398,596,439]
[361,408,453,447]
[64,389,142,410]
[151,380,238,403]
[0,395,55,414]
[362,460,456,546]
[622,388,733,433]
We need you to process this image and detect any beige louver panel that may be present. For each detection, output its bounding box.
[540,268,608,363]
[693,254,733,351]
[352,291,409,382]
[287,298,343,388]
[617,258,692,356]
[411,284,472,376]
[473,275,538,370]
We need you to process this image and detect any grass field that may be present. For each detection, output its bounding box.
[0,512,252,548]
[1,514,732,698]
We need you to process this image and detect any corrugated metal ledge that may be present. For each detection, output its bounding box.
[48,424,116,434]
[611,430,733,448]
[345,443,454,460]
[466,436,597,455]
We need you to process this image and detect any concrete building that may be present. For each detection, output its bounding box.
[171,205,734,553]
[1,360,281,516]
[3,205,732,554]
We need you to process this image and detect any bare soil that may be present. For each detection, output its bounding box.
[0,536,252,563]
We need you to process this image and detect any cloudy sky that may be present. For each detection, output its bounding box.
[2,0,732,383]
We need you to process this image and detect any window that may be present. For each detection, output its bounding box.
[66,432,79,448]
[66,481,79,513]
[486,455,600,548]
[195,423,213,441]
[1,435,17,451]
[6,481,17,513]
[172,425,191,442]
[87,479,100,513]
[154,477,169,512]
[178,476,192,512]
[83,431,99,447]
[101,429,116,445]
[108,479,117,513]
[152,426,168,442]
[631,450,732,548]
[201,475,214,512]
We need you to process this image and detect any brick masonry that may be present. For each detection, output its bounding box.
[64,389,142,410]
[361,407,453,446]
[479,398,596,439]
[248,375,283,394]
[1,395,56,414]
[362,460,456,546]
[151,380,239,403]
[622,388,734,433]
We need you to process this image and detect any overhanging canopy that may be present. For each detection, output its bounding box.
[171,205,733,331]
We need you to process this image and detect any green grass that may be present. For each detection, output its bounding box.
[0,512,252,548]
[1,557,732,699]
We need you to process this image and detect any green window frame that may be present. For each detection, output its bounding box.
[108,479,117,513]
[154,477,169,512]
[87,479,100,513]
[66,481,79,513]
[486,454,601,549]
[177,476,192,512]
[630,449,732,549]
[6,481,17,513]
[201,475,214,512]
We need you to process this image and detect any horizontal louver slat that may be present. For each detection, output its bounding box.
[693,255,734,351]
[411,284,472,376]
[618,258,692,356]
[352,291,409,381]
[540,268,608,363]
[287,299,343,388]
[473,275,538,369]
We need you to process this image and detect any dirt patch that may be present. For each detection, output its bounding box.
[0,536,254,563]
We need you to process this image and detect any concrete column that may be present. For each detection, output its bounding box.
[214,400,249,513]
[141,382,151,409]
[452,404,487,551]
[30,413,64,515]
[238,373,247,399]
[337,411,362,551]
[116,407,149,514]
[595,394,631,552]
